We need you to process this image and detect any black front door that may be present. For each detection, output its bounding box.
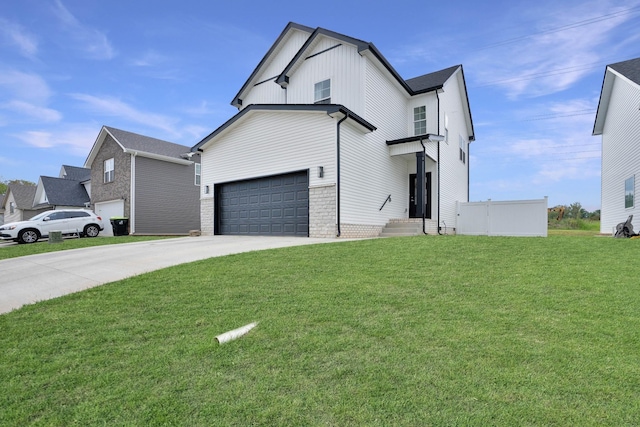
[409,172,432,219]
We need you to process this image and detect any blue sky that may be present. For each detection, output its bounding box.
[1,0,639,211]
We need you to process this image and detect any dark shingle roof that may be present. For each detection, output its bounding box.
[7,183,36,209]
[406,65,461,93]
[609,57,640,86]
[105,126,192,159]
[61,165,91,182]
[40,176,89,207]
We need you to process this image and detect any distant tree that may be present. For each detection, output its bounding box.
[567,202,582,219]
[0,179,36,195]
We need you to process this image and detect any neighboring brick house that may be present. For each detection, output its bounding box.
[192,22,474,238]
[84,126,201,235]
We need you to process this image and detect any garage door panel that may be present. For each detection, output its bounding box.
[217,171,309,236]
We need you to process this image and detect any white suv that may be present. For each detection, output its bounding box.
[0,209,105,244]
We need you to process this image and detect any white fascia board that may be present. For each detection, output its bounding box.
[123,148,193,165]
[593,68,617,136]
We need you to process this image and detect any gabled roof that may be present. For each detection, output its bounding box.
[192,104,376,152]
[84,126,195,168]
[230,22,474,140]
[609,57,640,86]
[6,183,36,209]
[37,176,89,208]
[274,26,392,87]
[593,57,640,136]
[60,165,91,182]
[406,65,461,94]
[231,22,315,107]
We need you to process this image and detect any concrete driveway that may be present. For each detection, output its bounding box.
[0,235,354,315]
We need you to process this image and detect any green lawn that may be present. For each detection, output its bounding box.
[1,235,639,425]
[0,235,176,261]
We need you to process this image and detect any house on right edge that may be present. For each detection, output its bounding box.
[193,22,475,238]
[593,57,640,234]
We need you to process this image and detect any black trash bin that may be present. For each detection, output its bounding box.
[110,217,129,236]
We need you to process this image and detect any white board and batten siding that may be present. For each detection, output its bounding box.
[285,41,365,115]
[600,75,640,234]
[240,29,310,107]
[457,198,548,237]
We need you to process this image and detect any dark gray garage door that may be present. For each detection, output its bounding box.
[217,171,309,236]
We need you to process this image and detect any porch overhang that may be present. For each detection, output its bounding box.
[386,134,443,159]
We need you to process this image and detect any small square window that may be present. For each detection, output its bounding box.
[104,158,114,183]
[625,176,634,209]
[314,79,331,104]
[414,106,426,135]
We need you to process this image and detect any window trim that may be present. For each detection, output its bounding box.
[314,79,331,104]
[413,106,426,136]
[625,176,634,209]
[459,135,466,165]
[104,158,115,183]
[195,163,201,186]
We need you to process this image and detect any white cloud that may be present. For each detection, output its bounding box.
[0,18,38,58]
[14,123,98,156]
[130,50,168,67]
[470,1,638,98]
[1,100,62,123]
[69,93,180,137]
[0,70,53,104]
[51,0,116,60]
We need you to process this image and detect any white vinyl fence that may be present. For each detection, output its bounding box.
[456,198,548,237]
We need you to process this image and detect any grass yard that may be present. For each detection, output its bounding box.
[1,235,639,425]
[0,235,176,261]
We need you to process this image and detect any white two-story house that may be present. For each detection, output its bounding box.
[593,57,640,234]
[192,22,475,238]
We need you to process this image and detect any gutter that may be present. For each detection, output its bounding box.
[419,138,428,235]
[336,113,349,237]
[436,90,442,235]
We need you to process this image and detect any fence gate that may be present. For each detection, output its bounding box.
[456,198,548,237]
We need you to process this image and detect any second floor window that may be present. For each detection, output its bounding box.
[414,106,426,135]
[195,163,201,186]
[459,135,467,164]
[104,158,114,183]
[314,79,331,104]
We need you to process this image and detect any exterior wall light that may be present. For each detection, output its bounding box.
[318,166,324,178]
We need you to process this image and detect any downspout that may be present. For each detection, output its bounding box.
[436,90,442,235]
[130,152,136,235]
[336,113,349,237]
[419,138,428,235]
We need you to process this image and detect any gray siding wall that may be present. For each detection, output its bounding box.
[90,135,131,216]
[134,155,201,234]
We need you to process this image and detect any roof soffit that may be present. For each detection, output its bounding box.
[593,68,616,135]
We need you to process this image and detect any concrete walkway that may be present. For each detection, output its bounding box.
[0,236,353,315]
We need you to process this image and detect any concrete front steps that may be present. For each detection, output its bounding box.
[379,220,424,237]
